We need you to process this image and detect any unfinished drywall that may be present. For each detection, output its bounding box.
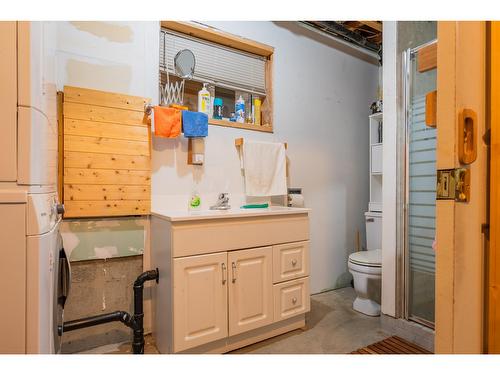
[152,21,379,293]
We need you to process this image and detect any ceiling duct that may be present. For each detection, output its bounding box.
[300,21,382,64]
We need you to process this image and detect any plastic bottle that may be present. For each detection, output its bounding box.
[253,97,262,126]
[198,83,211,116]
[235,95,245,123]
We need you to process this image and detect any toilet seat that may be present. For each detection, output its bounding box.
[348,249,382,268]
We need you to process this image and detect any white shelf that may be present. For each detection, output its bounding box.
[369,112,383,211]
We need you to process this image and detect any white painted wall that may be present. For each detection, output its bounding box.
[153,22,379,293]
[382,21,398,317]
[54,21,378,294]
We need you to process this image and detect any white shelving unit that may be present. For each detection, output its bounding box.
[369,112,383,212]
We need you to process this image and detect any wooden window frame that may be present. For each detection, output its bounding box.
[160,21,275,133]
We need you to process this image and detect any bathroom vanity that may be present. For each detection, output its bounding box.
[150,206,311,353]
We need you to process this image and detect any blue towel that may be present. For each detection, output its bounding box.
[182,111,208,138]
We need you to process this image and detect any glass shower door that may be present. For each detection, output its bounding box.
[404,41,437,327]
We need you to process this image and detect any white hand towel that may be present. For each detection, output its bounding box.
[242,140,287,197]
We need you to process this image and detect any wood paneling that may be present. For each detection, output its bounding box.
[64,119,149,141]
[64,102,147,126]
[64,135,149,156]
[64,151,150,170]
[64,200,150,218]
[65,184,150,201]
[62,86,151,218]
[418,42,437,72]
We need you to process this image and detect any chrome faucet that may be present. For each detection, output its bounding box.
[210,193,231,210]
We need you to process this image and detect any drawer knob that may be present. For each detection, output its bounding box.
[291,259,297,266]
[292,297,297,304]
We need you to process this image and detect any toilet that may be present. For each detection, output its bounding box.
[348,212,382,316]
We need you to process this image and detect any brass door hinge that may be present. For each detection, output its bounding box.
[436,168,470,202]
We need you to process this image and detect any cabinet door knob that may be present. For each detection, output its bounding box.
[221,263,227,285]
[231,262,237,283]
[291,259,297,266]
[292,297,297,304]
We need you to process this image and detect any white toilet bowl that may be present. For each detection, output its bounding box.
[348,249,382,316]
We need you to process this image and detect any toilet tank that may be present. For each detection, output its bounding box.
[365,211,382,250]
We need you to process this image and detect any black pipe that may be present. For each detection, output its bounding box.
[59,268,159,354]
[131,268,159,354]
[59,311,132,335]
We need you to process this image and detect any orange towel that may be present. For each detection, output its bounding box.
[153,106,181,138]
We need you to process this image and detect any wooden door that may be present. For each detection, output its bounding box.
[435,21,487,353]
[228,246,273,336]
[173,252,228,352]
[488,21,500,354]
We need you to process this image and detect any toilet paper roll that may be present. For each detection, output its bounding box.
[288,194,304,208]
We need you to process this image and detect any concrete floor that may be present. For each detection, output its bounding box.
[79,287,390,354]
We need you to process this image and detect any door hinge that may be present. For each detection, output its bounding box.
[436,168,470,202]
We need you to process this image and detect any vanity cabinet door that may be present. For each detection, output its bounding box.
[228,246,273,336]
[173,252,228,352]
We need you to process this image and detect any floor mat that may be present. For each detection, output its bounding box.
[350,336,432,354]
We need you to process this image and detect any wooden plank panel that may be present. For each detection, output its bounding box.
[64,200,151,218]
[64,151,150,171]
[65,119,149,141]
[65,184,151,201]
[64,168,151,185]
[418,42,437,72]
[64,85,148,112]
[64,134,149,156]
[62,86,151,218]
[64,102,147,126]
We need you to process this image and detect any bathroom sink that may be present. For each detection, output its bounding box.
[152,206,310,222]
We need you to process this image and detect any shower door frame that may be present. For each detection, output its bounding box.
[401,39,438,329]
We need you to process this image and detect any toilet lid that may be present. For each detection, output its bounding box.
[349,249,382,267]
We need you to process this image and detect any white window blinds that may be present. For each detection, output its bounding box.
[160,28,267,96]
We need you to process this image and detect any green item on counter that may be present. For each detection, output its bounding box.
[240,203,269,209]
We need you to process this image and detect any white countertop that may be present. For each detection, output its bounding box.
[151,206,311,222]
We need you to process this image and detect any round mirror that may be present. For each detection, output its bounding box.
[174,49,196,79]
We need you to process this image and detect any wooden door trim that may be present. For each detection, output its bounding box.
[488,21,500,354]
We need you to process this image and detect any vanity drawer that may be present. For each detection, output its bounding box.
[272,241,309,283]
[273,277,310,322]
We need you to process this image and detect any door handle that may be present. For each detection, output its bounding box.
[221,263,227,285]
[458,108,477,165]
[231,262,237,283]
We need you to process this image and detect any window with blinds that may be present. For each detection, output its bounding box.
[160,28,267,96]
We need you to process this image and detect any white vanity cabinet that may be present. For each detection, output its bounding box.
[151,207,310,353]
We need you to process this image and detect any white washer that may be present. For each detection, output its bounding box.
[0,191,68,354]
[26,192,68,354]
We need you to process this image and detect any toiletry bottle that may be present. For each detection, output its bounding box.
[245,94,253,124]
[189,188,201,211]
[235,94,245,123]
[198,83,211,116]
[253,97,262,125]
[208,84,215,118]
[213,98,223,119]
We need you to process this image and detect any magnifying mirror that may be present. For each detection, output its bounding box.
[174,49,196,79]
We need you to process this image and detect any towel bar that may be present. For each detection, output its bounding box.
[234,138,287,149]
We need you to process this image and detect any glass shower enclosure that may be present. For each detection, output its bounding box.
[402,40,437,327]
